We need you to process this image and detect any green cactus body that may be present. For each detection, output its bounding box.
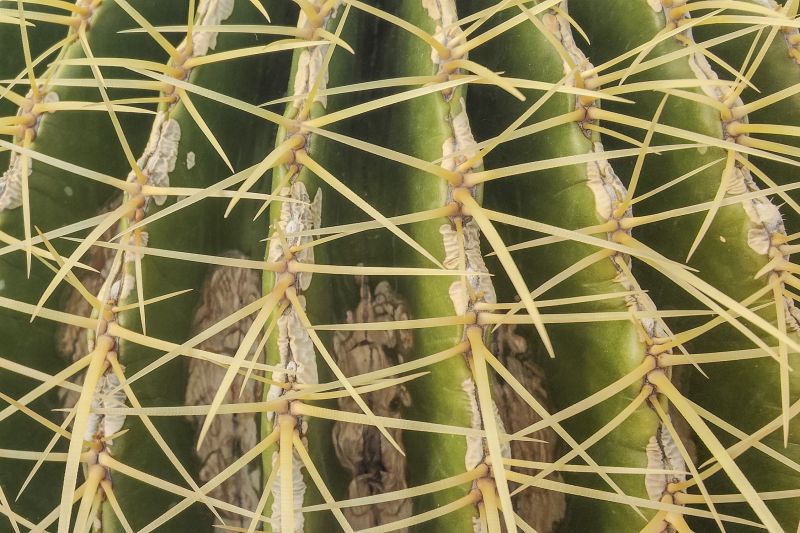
[366,2,488,530]
[262,3,353,532]
[465,1,688,531]
[571,1,798,531]
[687,0,800,231]
[4,1,800,532]
[0,1,184,526]
[0,0,70,167]
[638,1,800,529]
[87,1,298,531]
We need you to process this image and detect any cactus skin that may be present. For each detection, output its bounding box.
[103,1,290,530]
[467,1,670,530]
[3,1,800,532]
[0,0,184,524]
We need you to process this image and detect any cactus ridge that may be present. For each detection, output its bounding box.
[3,1,800,532]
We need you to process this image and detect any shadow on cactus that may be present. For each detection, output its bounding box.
[1,0,799,532]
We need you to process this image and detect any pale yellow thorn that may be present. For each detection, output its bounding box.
[0,485,21,533]
[457,190,554,358]
[285,288,405,454]
[0,353,92,425]
[626,235,800,361]
[15,0,39,100]
[453,0,563,56]
[303,3,351,111]
[17,411,76,501]
[651,399,723,531]
[77,26,148,184]
[72,464,104,533]
[631,157,725,205]
[471,69,576,167]
[97,455,255,520]
[0,139,137,194]
[186,0,196,57]
[507,470,762,527]
[224,136,300,217]
[178,88,234,172]
[196,278,290,448]
[625,93,669,205]
[0,390,70,439]
[100,480,134,533]
[293,434,354,533]
[240,302,286,395]
[245,470,274,533]
[113,0,180,59]
[248,0,270,21]
[512,361,652,438]
[300,468,484,513]
[481,343,637,504]
[770,277,792,447]
[468,329,519,533]
[649,372,782,533]
[184,39,320,69]
[447,58,525,100]
[56,336,113,533]
[106,355,225,524]
[477,479,503,532]
[299,152,445,268]
[112,288,192,313]
[32,200,135,320]
[639,511,668,533]
[20,130,33,276]
[358,492,481,533]
[686,149,735,262]
[305,77,474,128]
[343,0,449,58]
[278,415,295,533]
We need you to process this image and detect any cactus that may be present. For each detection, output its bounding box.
[2,0,800,532]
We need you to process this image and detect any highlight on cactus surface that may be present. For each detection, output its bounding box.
[2,0,800,531]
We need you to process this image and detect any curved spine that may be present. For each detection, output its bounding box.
[467,1,690,530]
[57,1,294,531]
[0,1,183,526]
